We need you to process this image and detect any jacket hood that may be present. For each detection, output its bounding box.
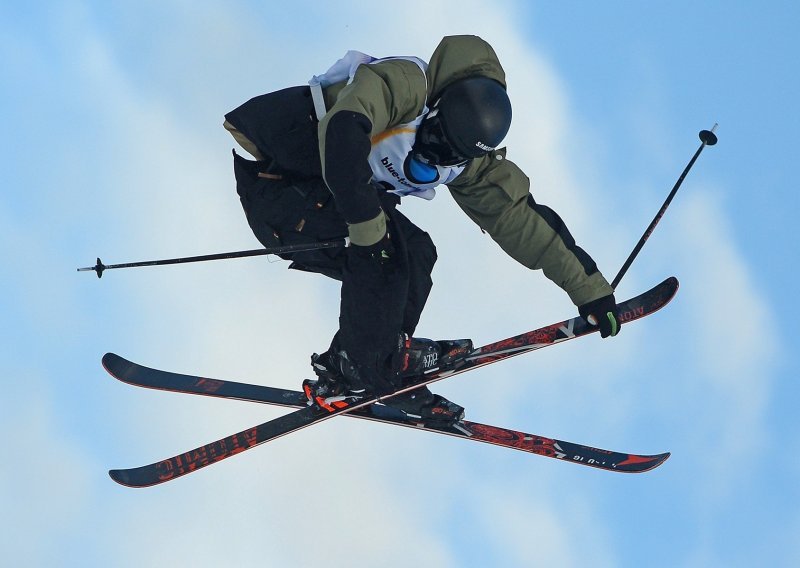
[426,35,507,101]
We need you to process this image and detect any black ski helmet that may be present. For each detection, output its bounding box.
[414,76,512,166]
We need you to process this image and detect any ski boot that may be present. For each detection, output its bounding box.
[385,334,472,427]
[391,391,466,428]
[396,335,474,379]
[302,350,367,412]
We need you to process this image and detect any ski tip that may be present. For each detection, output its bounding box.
[109,469,136,487]
[652,451,671,466]
[109,468,154,488]
[650,451,671,471]
[618,451,671,473]
[102,352,132,376]
[101,352,120,375]
[655,276,679,297]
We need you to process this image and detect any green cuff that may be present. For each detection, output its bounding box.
[348,211,387,247]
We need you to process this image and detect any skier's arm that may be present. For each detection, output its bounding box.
[318,60,426,245]
[448,151,614,307]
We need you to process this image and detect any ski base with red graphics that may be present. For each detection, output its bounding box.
[103,353,670,475]
[106,276,678,488]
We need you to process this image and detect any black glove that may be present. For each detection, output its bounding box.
[350,231,395,265]
[578,294,621,338]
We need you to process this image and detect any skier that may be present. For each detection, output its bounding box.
[223,35,621,427]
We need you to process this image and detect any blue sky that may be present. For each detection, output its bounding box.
[2,1,798,566]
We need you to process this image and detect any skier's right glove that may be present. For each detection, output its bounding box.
[578,294,621,338]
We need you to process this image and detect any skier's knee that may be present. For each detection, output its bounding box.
[409,231,437,273]
[224,120,265,161]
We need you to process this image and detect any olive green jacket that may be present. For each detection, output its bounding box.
[318,35,613,306]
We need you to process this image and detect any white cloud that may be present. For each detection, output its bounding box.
[666,188,776,500]
[0,368,97,564]
[477,488,616,568]
[678,190,777,381]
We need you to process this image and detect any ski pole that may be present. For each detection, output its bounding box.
[77,239,346,278]
[611,124,718,290]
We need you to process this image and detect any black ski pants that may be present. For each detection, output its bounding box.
[225,87,437,389]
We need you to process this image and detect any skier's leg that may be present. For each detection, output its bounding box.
[336,211,409,396]
[378,210,470,424]
[226,88,348,279]
[387,210,437,336]
[231,150,348,279]
[224,86,321,178]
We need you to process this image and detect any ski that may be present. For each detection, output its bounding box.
[103,352,671,475]
[107,276,678,487]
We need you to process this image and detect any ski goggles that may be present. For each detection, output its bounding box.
[412,108,470,167]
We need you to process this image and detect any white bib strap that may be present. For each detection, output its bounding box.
[309,51,427,120]
[309,78,328,120]
[309,51,375,120]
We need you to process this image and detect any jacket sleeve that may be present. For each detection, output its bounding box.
[447,150,614,306]
[317,59,427,245]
